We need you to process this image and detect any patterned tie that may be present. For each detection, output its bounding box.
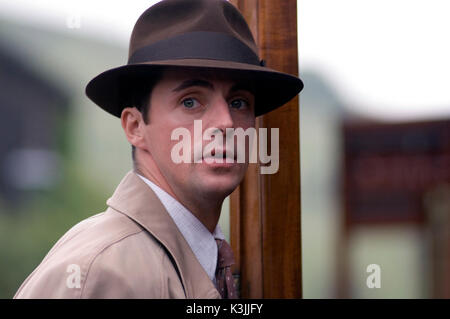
[215,239,238,299]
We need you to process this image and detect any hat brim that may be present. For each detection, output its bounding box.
[85,59,303,118]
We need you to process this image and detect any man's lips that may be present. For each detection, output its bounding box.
[202,149,237,162]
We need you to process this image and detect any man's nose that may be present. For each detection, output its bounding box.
[208,96,234,132]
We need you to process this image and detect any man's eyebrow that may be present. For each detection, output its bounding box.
[229,83,255,96]
[172,79,214,92]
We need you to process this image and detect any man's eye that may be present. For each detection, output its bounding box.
[229,98,248,109]
[182,98,199,109]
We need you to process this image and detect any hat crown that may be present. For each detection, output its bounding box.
[128,0,258,61]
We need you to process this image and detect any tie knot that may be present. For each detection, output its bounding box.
[216,239,235,269]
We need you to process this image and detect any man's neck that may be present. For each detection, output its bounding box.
[134,165,223,233]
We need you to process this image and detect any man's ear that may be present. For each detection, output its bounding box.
[121,107,148,151]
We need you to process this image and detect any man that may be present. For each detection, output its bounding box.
[14,0,303,298]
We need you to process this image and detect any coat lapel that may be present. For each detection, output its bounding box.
[106,170,221,299]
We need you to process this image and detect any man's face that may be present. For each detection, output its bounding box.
[141,67,256,199]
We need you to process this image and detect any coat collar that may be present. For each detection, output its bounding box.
[106,170,221,299]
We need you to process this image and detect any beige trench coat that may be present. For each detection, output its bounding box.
[14,171,221,299]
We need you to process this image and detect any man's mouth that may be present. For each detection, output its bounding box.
[203,149,237,162]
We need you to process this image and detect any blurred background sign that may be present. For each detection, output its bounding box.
[343,119,450,226]
[342,119,450,298]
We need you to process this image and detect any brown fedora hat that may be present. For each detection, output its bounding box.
[85,0,303,117]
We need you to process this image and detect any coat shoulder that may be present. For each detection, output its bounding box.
[14,208,170,298]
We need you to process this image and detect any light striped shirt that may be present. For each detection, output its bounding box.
[137,174,224,284]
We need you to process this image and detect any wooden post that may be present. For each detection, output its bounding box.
[230,0,302,298]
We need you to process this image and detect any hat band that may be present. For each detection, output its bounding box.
[128,31,260,66]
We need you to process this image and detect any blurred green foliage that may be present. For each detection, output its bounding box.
[0,161,108,298]
[0,15,131,299]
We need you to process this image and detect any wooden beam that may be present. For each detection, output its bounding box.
[230,0,302,298]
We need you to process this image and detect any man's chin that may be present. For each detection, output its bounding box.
[195,173,243,198]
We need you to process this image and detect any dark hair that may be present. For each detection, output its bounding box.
[128,71,162,166]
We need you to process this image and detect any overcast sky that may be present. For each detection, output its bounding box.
[1,0,449,121]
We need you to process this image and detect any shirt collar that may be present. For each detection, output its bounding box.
[137,174,224,283]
